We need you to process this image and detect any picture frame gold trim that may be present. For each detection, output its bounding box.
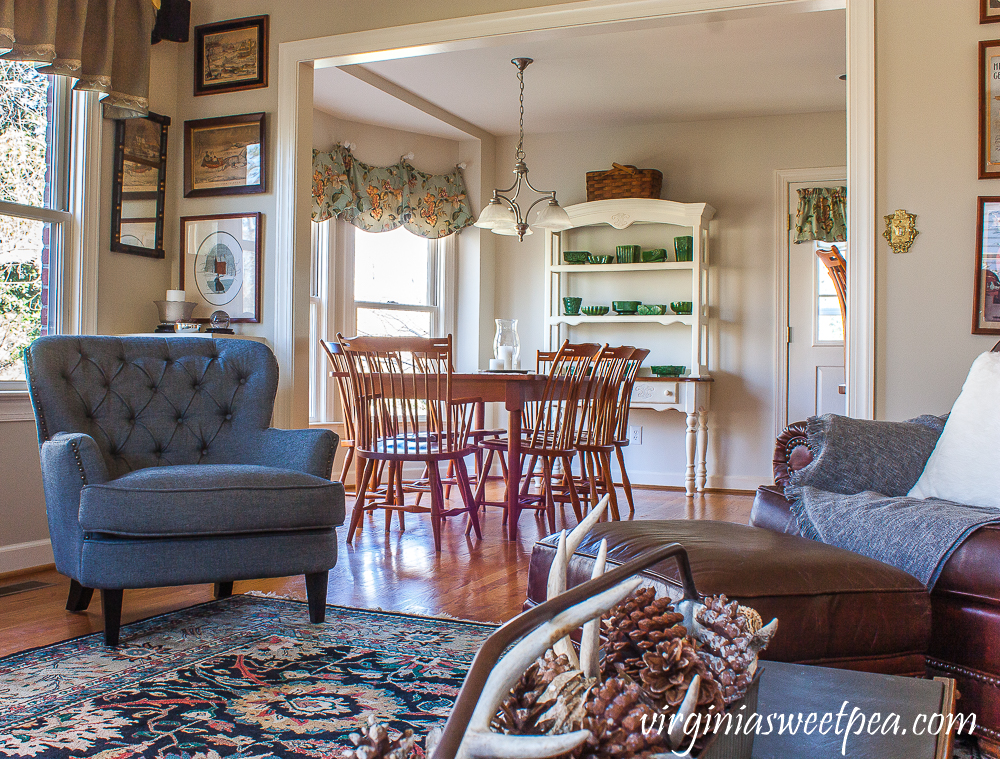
[974,197,1000,335]
[194,15,268,97]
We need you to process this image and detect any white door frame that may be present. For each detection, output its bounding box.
[274,0,874,429]
[774,167,847,436]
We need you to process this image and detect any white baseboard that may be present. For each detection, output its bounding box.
[0,539,54,575]
[627,470,765,493]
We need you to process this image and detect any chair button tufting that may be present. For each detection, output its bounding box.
[239,378,246,385]
[225,413,232,421]
[201,448,208,455]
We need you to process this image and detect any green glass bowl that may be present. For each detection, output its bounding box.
[581,305,610,316]
[563,250,589,264]
[636,304,667,315]
[651,365,685,377]
[671,301,693,315]
[587,254,614,265]
[612,300,641,314]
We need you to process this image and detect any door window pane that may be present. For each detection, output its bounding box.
[0,215,49,380]
[0,62,56,209]
[356,307,431,338]
[815,243,845,343]
[354,226,430,306]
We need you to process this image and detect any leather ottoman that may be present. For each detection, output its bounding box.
[526,520,931,675]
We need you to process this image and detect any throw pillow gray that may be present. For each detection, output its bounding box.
[786,413,946,498]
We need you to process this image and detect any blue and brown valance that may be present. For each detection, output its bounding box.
[312,144,474,239]
[794,186,847,244]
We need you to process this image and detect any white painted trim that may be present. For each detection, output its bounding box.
[773,166,846,436]
[0,539,53,575]
[627,469,764,492]
[275,0,861,423]
[66,89,101,336]
[846,0,875,419]
[0,392,34,423]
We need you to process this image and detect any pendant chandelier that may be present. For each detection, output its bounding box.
[474,58,572,241]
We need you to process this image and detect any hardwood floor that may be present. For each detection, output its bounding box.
[0,486,753,658]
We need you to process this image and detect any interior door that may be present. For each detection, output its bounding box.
[787,179,846,424]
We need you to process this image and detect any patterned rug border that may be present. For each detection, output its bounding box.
[0,594,499,665]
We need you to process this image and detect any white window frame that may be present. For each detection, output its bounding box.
[0,81,101,421]
[308,219,457,426]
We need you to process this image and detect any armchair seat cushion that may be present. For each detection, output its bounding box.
[79,465,345,537]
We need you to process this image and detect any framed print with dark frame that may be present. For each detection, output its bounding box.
[180,213,262,323]
[984,0,1000,23]
[981,41,1000,177]
[975,197,1000,334]
[183,112,265,197]
[111,112,169,258]
[194,15,268,96]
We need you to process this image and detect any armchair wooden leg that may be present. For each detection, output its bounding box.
[102,589,123,647]
[214,582,234,599]
[66,579,94,612]
[305,571,329,623]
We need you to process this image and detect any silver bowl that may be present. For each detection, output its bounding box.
[154,300,197,323]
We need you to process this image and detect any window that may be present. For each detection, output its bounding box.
[0,62,71,385]
[815,241,846,344]
[308,221,455,425]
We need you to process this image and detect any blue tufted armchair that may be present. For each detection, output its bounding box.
[24,336,345,645]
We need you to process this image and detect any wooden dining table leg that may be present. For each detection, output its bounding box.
[506,407,523,541]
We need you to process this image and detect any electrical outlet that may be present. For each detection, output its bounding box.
[628,425,642,445]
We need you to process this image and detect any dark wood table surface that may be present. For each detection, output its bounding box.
[751,661,957,758]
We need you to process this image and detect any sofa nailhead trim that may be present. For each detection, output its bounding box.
[926,656,1000,689]
[69,440,88,486]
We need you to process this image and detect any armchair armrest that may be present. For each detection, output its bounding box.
[39,432,110,576]
[773,421,810,487]
[241,427,340,480]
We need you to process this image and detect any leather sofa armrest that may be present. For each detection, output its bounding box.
[750,486,801,536]
[773,421,812,487]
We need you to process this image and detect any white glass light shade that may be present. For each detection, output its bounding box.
[492,224,532,236]
[474,200,515,229]
[532,201,572,230]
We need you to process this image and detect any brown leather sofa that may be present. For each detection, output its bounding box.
[754,423,1000,757]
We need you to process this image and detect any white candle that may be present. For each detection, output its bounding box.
[166,289,186,302]
[489,358,505,371]
[498,345,514,370]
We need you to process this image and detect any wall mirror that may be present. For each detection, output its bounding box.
[111,112,170,258]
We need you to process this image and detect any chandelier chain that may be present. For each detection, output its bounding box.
[516,64,525,161]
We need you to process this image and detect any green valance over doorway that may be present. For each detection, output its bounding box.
[794,186,847,244]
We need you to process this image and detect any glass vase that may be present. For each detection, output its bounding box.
[493,319,520,370]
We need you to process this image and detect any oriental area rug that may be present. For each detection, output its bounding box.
[0,596,495,758]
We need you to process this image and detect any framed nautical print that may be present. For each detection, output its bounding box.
[194,15,268,96]
[183,112,265,197]
[975,197,1000,334]
[180,213,262,323]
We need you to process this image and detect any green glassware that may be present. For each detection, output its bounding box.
[581,305,610,316]
[636,304,667,315]
[563,251,589,265]
[562,296,582,315]
[670,301,693,315]
[674,236,694,262]
[612,300,641,314]
[616,245,641,264]
[640,249,667,263]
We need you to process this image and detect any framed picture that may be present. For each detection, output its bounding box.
[194,15,268,96]
[183,112,265,198]
[981,41,1000,178]
[975,197,1000,334]
[180,213,262,323]
[111,112,169,258]
[984,0,1000,23]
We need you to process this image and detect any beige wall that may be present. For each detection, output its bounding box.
[875,0,999,420]
[493,111,846,489]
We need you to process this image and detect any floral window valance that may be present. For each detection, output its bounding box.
[794,186,847,243]
[312,144,474,240]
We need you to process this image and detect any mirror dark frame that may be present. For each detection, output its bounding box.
[111,112,170,259]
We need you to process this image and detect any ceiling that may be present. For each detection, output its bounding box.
[313,9,846,141]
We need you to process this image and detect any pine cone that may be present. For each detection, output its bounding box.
[602,587,686,681]
[493,650,577,734]
[695,594,758,704]
[574,676,668,759]
[641,636,725,723]
[340,715,420,759]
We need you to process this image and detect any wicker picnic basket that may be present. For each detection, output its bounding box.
[586,162,663,201]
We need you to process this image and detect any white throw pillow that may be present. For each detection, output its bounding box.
[908,351,1000,508]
